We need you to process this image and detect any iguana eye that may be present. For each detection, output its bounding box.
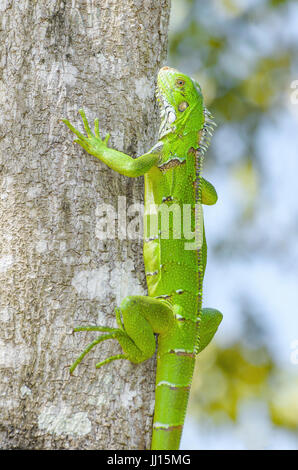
[176,79,185,87]
[178,101,189,112]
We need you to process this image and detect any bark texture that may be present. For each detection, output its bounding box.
[0,0,170,449]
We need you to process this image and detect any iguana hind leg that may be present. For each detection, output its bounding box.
[196,307,223,354]
[70,295,174,373]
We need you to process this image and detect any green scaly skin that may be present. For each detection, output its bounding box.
[62,66,223,450]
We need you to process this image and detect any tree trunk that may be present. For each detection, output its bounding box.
[0,0,170,450]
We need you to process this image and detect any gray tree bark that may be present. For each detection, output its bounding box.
[0,0,170,449]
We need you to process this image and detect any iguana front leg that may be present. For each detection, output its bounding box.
[62,109,162,177]
[201,178,218,205]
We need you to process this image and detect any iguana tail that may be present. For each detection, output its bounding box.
[151,329,196,450]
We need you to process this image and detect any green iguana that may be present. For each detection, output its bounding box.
[62,66,223,450]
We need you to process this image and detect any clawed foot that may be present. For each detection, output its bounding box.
[61,109,110,155]
[69,325,128,374]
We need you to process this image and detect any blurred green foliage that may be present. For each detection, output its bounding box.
[168,0,298,446]
[193,344,273,421]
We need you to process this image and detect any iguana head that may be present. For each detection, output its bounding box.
[156,66,216,154]
[156,66,205,138]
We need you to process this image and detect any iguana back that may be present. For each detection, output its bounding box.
[145,67,214,448]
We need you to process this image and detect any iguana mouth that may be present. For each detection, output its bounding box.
[156,67,177,120]
[156,86,175,118]
[156,86,177,138]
